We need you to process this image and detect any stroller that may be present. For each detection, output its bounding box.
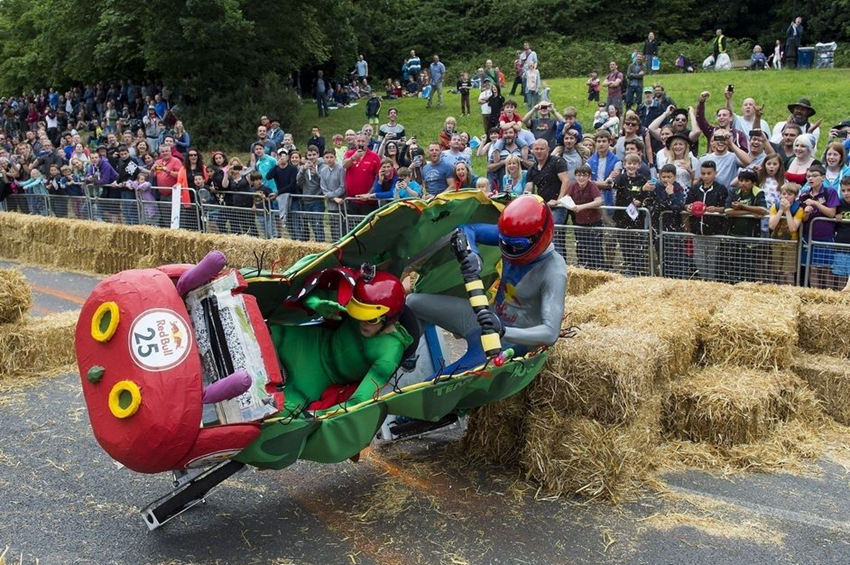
[676,54,696,73]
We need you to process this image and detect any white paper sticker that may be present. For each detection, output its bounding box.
[128,308,193,371]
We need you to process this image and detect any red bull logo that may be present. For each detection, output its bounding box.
[170,321,184,350]
[129,309,192,371]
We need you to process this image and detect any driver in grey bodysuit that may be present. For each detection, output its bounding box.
[407,195,567,373]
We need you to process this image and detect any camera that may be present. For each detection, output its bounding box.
[727,84,734,92]
[837,131,849,139]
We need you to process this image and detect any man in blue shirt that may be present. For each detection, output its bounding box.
[422,142,455,194]
[355,54,368,82]
[427,55,446,109]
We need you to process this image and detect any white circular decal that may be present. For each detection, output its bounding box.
[128,309,193,371]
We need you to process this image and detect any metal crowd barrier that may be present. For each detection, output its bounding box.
[656,210,802,284]
[199,190,271,238]
[4,189,847,291]
[803,216,850,291]
[343,196,386,233]
[554,206,654,276]
[286,194,342,243]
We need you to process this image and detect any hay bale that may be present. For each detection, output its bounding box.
[566,277,731,379]
[792,352,850,424]
[0,268,31,323]
[797,303,850,358]
[462,390,529,467]
[662,366,810,446]
[566,267,621,296]
[700,291,798,369]
[522,398,660,501]
[660,421,824,474]
[531,324,664,423]
[0,311,78,378]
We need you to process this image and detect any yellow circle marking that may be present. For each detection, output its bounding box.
[108,380,141,419]
[91,301,120,342]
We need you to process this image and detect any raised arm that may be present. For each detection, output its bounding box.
[648,106,673,140]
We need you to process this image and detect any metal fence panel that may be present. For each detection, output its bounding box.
[145,186,202,231]
[554,224,654,276]
[5,194,33,215]
[554,206,653,276]
[96,197,126,225]
[659,231,799,284]
[804,217,850,291]
[285,195,335,242]
[200,203,270,238]
[50,195,91,220]
[343,197,382,234]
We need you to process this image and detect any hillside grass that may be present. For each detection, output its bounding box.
[293,68,850,165]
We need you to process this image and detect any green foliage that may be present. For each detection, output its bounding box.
[179,73,301,149]
[0,0,847,149]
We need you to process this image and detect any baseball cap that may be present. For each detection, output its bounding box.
[643,87,653,93]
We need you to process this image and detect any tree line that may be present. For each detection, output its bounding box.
[0,0,845,145]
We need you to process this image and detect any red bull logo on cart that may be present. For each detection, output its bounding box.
[128,309,192,371]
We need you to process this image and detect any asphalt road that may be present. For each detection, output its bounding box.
[2,260,850,565]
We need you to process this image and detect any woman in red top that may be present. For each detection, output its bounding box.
[785,134,815,184]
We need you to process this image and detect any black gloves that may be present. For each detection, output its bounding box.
[476,307,504,337]
[460,252,482,279]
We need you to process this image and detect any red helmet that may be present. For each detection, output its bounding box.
[497,195,554,264]
[346,270,406,324]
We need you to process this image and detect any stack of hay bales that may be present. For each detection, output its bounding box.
[0,268,77,378]
[699,290,799,368]
[465,273,846,501]
[0,213,326,275]
[522,324,665,500]
[662,366,810,446]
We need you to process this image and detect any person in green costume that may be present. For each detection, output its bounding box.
[270,266,413,415]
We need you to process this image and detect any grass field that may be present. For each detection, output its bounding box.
[293,68,850,165]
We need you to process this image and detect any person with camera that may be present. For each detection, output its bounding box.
[828,121,850,164]
[696,88,749,153]
[343,132,382,216]
[726,91,770,138]
[697,128,752,190]
[522,101,564,152]
[296,145,325,242]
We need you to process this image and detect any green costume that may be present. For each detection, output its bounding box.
[270,314,412,413]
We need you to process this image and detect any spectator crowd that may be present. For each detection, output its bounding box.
[1,32,848,291]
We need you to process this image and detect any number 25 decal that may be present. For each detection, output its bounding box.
[133,327,159,358]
